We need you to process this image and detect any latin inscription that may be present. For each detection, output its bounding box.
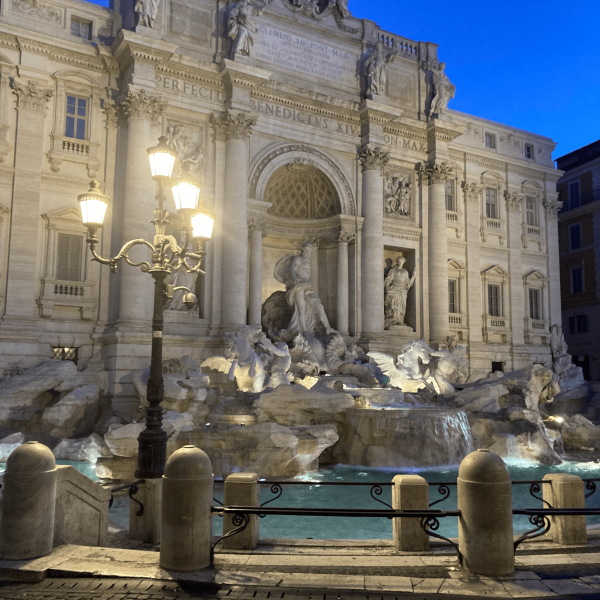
[254,26,358,88]
[250,99,358,135]
[156,75,224,102]
[384,134,426,153]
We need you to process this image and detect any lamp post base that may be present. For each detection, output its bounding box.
[136,430,168,479]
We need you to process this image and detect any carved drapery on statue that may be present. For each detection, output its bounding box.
[384,256,417,329]
[135,0,160,28]
[364,41,398,98]
[228,0,271,58]
[384,172,411,217]
[425,60,455,118]
[283,0,358,33]
[164,124,206,179]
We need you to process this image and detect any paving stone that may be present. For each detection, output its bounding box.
[438,577,511,597]
[278,574,365,589]
[541,579,596,595]
[500,579,557,598]
[579,576,600,584]
[364,576,412,592]
[410,577,444,593]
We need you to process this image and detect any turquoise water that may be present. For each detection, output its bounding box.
[3,459,599,540]
[211,460,600,540]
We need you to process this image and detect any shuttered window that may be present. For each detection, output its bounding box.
[488,284,500,316]
[56,234,82,282]
[529,288,541,320]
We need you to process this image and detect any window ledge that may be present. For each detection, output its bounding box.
[37,278,97,320]
[48,135,100,178]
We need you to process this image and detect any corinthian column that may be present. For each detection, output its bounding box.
[4,80,53,319]
[418,161,453,344]
[359,145,389,336]
[336,232,353,336]
[212,111,257,328]
[116,86,166,325]
[248,217,266,326]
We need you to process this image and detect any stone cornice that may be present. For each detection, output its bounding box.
[359,99,404,126]
[382,218,422,242]
[111,30,177,76]
[426,120,465,144]
[41,175,94,188]
[218,59,271,90]
[384,122,428,141]
[157,63,221,89]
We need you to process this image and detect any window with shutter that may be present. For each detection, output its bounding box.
[56,234,83,282]
[488,284,500,316]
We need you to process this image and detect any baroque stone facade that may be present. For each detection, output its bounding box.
[0,0,562,411]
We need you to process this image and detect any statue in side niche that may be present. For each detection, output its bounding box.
[134,0,160,28]
[274,242,335,338]
[384,256,418,329]
[364,41,398,97]
[428,61,456,117]
[228,0,266,58]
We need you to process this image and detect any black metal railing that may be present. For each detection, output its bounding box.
[108,479,145,516]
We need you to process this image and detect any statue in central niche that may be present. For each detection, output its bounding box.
[384,256,418,329]
[274,242,334,338]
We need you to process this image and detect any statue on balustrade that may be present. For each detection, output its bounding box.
[384,256,417,329]
[134,0,159,28]
[228,0,268,58]
[364,41,398,97]
[428,61,456,118]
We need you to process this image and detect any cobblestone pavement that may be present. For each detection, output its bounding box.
[0,577,598,600]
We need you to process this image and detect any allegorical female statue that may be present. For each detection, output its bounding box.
[134,0,159,28]
[384,256,418,329]
[429,61,456,117]
[364,41,398,97]
[228,0,265,58]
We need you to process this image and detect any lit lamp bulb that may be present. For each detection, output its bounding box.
[78,180,110,235]
[171,166,201,214]
[147,136,177,181]
[191,210,215,241]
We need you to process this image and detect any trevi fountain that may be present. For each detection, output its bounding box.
[0,244,598,486]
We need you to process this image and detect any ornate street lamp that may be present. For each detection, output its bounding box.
[77,136,214,479]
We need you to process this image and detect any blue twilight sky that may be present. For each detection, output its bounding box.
[90,0,599,160]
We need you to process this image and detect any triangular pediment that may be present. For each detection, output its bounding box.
[448,258,466,270]
[523,269,548,282]
[43,205,84,223]
[482,264,509,277]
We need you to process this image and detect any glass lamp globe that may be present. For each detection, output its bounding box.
[147,136,177,180]
[191,210,215,240]
[78,180,110,229]
[171,169,201,213]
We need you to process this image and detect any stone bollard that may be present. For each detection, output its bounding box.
[392,475,429,551]
[543,474,587,545]
[458,449,514,576]
[160,445,213,571]
[223,473,259,550]
[0,441,57,560]
[129,479,162,544]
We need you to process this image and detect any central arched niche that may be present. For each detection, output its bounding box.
[265,161,341,219]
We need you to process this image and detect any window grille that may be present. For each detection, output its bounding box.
[52,346,78,363]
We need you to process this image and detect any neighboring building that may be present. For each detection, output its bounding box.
[0,0,563,414]
[556,140,600,381]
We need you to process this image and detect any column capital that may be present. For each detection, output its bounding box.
[247,215,267,234]
[117,85,166,125]
[462,181,482,203]
[103,98,119,128]
[12,80,53,113]
[211,110,257,142]
[358,144,389,173]
[416,160,453,185]
[543,197,563,219]
[504,190,523,212]
[336,230,355,244]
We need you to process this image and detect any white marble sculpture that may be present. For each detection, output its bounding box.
[334,0,350,18]
[428,61,456,117]
[364,41,398,97]
[134,0,159,28]
[426,345,468,395]
[384,256,418,329]
[384,173,411,217]
[368,340,438,393]
[274,242,335,338]
[228,0,265,58]
[257,333,292,388]
[202,325,266,393]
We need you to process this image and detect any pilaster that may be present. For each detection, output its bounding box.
[3,79,53,321]
[543,193,563,327]
[505,190,525,349]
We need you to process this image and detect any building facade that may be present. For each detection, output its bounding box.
[556,140,600,381]
[0,0,563,413]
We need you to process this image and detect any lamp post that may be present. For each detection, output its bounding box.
[77,136,215,479]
